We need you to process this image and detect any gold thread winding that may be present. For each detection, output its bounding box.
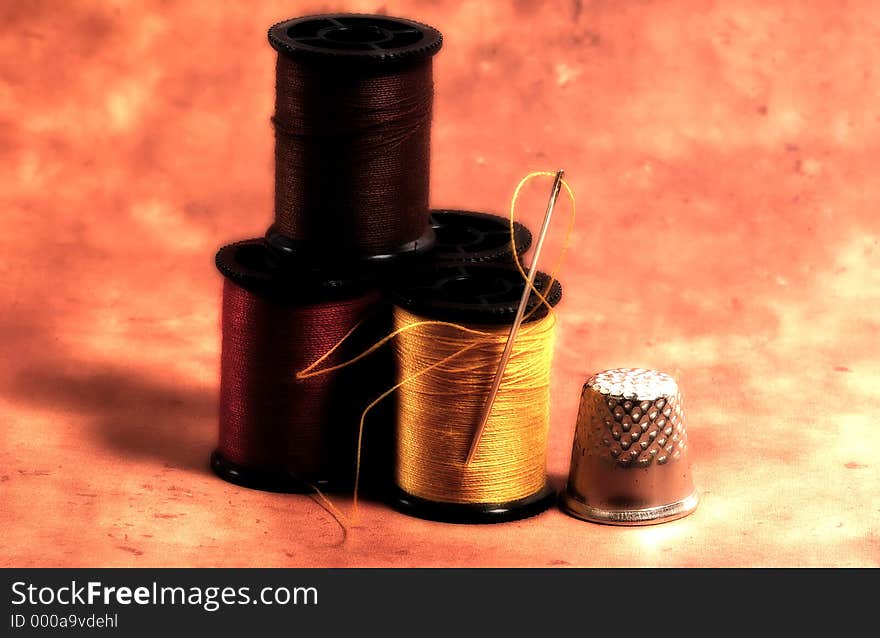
[394,307,556,503]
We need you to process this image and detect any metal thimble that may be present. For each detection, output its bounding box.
[562,368,698,525]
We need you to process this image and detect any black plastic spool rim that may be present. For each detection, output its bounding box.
[392,485,557,525]
[265,223,437,266]
[215,237,373,304]
[268,13,443,66]
[212,238,376,493]
[428,210,532,264]
[390,263,563,523]
[392,262,563,325]
[266,209,532,271]
[210,452,330,494]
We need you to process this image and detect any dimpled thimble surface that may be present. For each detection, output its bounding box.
[562,368,698,525]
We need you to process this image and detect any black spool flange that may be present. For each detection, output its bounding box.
[212,237,378,493]
[215,237,374,304]
[268,13,443,67]
[265,223,437,266]
[210,451,332,494]
[266,210,531,272]
[427,210,532,264]
[392,262,563,325]
[390,263,563,523]
[392,485,557,525]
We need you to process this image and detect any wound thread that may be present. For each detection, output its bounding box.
[217,277,383,487]
[272,50,434,254]
[394,307,556,504]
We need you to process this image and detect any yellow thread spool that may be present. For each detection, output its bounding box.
[296,172,575,523]
[389,263,563,523]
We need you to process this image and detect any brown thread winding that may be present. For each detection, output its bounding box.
[273,56,434,253]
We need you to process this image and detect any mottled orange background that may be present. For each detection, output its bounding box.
[1,0,878,567]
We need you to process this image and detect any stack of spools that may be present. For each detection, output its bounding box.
[212,14,563,524]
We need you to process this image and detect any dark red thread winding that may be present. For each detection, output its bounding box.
[218,279,385,486]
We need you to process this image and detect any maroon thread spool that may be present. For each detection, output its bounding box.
[266,14,443,262]
[212,238,390,492]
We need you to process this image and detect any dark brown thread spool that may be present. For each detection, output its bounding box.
[266,14,443,262]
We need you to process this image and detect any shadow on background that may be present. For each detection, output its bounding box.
[9,365,216,474]
[547,471,569,494]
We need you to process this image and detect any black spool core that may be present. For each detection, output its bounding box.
[268,14,443,65]
[216,237,373,303]
[428,210,532,264]
[392,484,556,525]
[320,24,391,44]
[390,263,563,523]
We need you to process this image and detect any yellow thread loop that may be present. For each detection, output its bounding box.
[510,171,576,315]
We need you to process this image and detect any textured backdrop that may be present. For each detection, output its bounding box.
[1,0,878,566]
